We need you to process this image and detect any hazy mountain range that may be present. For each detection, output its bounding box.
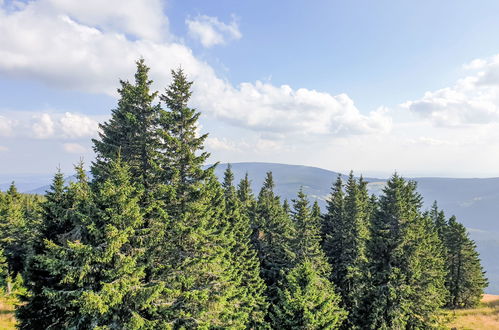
[2,162,498,294]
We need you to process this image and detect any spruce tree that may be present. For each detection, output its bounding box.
[271,261,346,329]
[22,161,160,328]
[366,174,447,329]
[0,182,32,276]
[222,165,267,326]
[291,189,330,275]
[252,172,295,303]
[148,70,247,328]
[446,216,488,308]
[159,67,210,215]
[92,59,163,195]
[322,173,370,329]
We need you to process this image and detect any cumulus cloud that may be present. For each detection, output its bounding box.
[0,115,15,136]
[0,0,391,145]
[403,54,499,127]
[3,112,100,139]
[32,113,55,139]
[60,112,99,138]
[186,14,241,47]
[63,142,88,154]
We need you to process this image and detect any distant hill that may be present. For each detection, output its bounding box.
[3,162,499,294]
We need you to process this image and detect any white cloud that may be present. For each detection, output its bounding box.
[32,113,55,139]
[0,112,101,140]
[59,112,98,138]
[0,115,15,136]
[403,54,499,127]
[0,146,8,152]
[63,142,88,154]
[0,0,389,140]
[186,14,241,47]
[196,81,392,136]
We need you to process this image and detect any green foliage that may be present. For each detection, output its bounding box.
[92,59,163,195]
[252,172,296,302]
[271,261,347,329]
[322,173,370,329]
[222,165,268,326]
[366,174,447,329]
[446,216,488,308]
[5,60,490,329]
[291,189,330,276]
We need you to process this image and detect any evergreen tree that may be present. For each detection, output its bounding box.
[322,173,370,329]
[17,170,71,328]
[222,165,267,326]
[271,261,346,329]
[92,59,163,195]
[445,216,488,308]
[24,161,160,328]
[0,183,32,276]
[253,172,295,303]
[159,67,210,215]
[148,70,248,328]
[291,189,330,275]
[366,174,447,329]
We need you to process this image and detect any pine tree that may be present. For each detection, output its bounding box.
[271,261,347,329]
[446,216,488,308]
[222,165,267,326]
[366,174,447,329]
[253,172,296,303]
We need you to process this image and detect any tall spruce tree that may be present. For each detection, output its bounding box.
[147,70,248,328]
[159,67,210,215]
[17,170,71,328]
[445,216,488,308]
[21,161,161,328]
[92,59,163,195]
[366,174,447,329]
[323,173,370,329]
[222,165,267,326]
[252,172,296,303]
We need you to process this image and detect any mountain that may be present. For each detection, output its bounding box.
[3,162,499,293]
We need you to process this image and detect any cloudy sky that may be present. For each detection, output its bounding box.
[2,0,499,178]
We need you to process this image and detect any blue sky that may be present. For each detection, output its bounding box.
[2,0,499,177]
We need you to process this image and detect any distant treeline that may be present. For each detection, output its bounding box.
[0,60,487,329]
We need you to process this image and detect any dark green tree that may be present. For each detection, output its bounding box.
[92,59,163,195]
[291,189,330,275]
[271,261,346,329]
[322,173,370,329]
[252,172,296,303]
[222,165,267,326]
[159,67,210,215]
[366,174,447,329]
[445,216,488,308]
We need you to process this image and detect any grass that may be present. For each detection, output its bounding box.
[445,294,499,329]
[0,296,16,330]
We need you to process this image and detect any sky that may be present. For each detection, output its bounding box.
[2,0,499,178]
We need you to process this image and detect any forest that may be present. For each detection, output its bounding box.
[0,60,488,329]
